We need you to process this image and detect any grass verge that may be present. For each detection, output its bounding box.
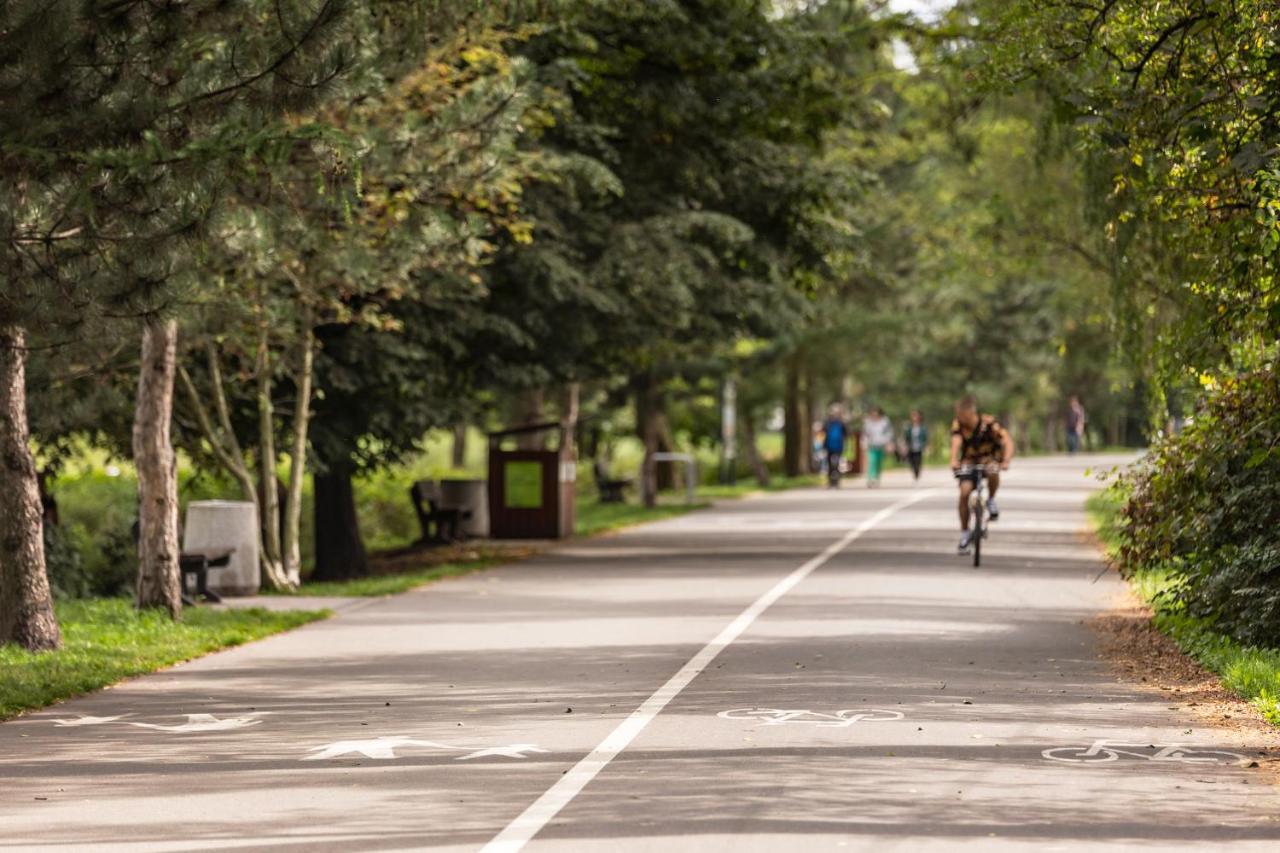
[1087,490,1280,725]
[0,599,328,720]
[574,500,711,537]
[287,558,506,597]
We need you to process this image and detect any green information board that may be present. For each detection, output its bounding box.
[504,461,543,509]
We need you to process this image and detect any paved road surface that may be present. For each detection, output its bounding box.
[3,455,1278,851]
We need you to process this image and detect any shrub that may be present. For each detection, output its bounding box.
[1117,365,1280,645]
[43,523,91,600]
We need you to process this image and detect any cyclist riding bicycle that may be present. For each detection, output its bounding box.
[949,395,1015,554]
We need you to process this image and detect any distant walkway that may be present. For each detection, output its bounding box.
[3,455,1277,852]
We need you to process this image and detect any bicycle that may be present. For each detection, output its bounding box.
[1042,740,1246,765]
[955,463,999,567]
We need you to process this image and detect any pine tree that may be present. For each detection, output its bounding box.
[1,0,351,645]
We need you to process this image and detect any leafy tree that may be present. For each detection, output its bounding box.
[1,0,350,646]
[177,24,548,583]
[485,0,862,503]
[986,0,1280,391]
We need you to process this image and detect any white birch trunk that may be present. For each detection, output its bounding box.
[133,319,182,617]
[281,320,314,587]
[254,294,290,591]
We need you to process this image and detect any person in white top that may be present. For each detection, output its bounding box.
[862,407,894,487]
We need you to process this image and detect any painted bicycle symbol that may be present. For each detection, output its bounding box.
[718,708,904,728]
[1042,740,1247,765]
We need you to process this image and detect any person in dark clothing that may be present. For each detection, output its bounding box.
[1065,395,1086,455]
[903,409,928,481]
[821,405,848,488]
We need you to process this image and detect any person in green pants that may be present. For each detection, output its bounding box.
[862,406,894,487]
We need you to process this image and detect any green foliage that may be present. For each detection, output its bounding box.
[987,0,1280,390]
[1114,366,1280,645]
[482,0,862,390]
[0,600,328,719]
[42,524,89,602]
[574,500,710,538]
[1,0,353,330]
[1089,490,1280,725]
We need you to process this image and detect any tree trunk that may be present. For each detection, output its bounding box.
[513,388,546,450]
[311,459,368,581]
[0,325,61,651]
[281,321,314,588]
[803,367,818,473]
[740,411,770,487]
[561,382,580,456]
[254,288,290,591]
[133,318,182,618]
[783,351,805,477]
[450,423,468,469]
[634,374,660,508]
[655,409,678,492]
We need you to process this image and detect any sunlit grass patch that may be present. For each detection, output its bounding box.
[0,599,327,720]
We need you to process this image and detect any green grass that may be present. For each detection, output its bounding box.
[0,599,328,720]
[694,474,822,499]
[285,558,506,597]
[575,500,711,537]
[1087,491,1280,725]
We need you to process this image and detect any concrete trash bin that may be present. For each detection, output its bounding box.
[184,500,260,596]
[440,479,489,537]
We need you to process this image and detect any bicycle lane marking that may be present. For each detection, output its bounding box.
[481,488,942,853]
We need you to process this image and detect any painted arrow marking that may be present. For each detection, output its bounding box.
[52,714,133,727]
[130,713,266,733]
[304,737,549,761]
[455,744,550,761]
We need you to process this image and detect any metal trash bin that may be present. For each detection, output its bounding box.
[184,500,260,596]
[487,422,576,539]
[440,478,489,538]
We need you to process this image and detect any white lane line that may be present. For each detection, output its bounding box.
[482,488,940,852]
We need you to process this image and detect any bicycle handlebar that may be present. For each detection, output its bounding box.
[953,463,1002,477]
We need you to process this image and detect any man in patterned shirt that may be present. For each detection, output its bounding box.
[949,395,1015,554]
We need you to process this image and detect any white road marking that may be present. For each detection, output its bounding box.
[482,489,940,852]
[717,708,904,727]
[1042,741,1248,765]
[456,743,550,761]
[305,737,445,760]
[129,713,265,733]
[51,714,132,727]
[304,737,549,761]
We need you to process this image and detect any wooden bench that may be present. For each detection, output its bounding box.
[410,480,472,544]
[592,459,632,504]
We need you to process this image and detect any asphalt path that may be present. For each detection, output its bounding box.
[3,455,1278,851]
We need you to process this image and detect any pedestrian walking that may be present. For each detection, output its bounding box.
[863,406,894,488]
[821,405,848,488]
[903,409,928,481]
[1065,395,1086,455]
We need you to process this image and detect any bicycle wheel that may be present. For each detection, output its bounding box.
[1163,749,1249,765]
[1042,746,1118,763]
